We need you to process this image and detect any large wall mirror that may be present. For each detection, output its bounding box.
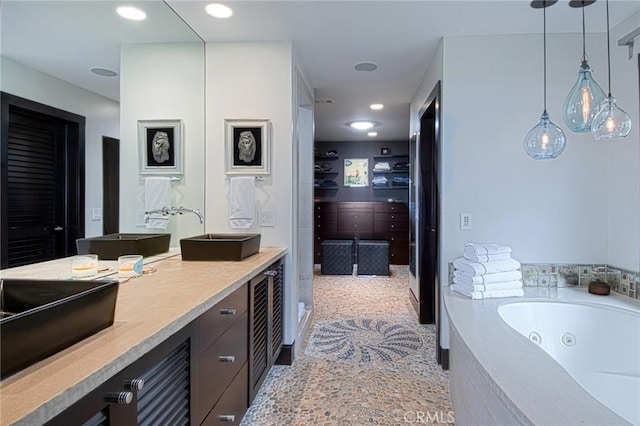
[1,1,205,267]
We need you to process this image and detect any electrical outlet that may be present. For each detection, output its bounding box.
[259,210,276,227]
[460,213,472,230]
[91,208,102,220]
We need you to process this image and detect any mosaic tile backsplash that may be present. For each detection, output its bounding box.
[449,262,639,300]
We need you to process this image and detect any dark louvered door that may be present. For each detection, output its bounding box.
[1,93,85,269]
[5,108,65,266]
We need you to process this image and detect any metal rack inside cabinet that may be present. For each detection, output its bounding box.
[372,154,409,190]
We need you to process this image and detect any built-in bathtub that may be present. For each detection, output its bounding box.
[444,287,639,426]
[499,300,639,425]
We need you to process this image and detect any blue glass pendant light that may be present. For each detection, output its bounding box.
[563,1,606,132]
[591,0,632,140]
[524,0,567,160]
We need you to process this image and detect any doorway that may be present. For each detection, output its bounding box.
[409,81,444,366]
[102,136,120,235]
[1,92,85,269]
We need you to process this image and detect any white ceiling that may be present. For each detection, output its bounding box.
[2,1,639,142]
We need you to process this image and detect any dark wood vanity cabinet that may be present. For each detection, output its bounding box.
[249,260,284,403]
[47,258,285,426]
[47,326,194,426]
[314,201,409,265]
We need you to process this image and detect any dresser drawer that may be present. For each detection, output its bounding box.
[197,284,248,354]
[390,246,410,265]
[338,219,373,233]
[374,212,408,222]
[314,202,337,214]
[374,202,408,213]
[316,210,337,222]
[197,312,248,424]
[337,202,375,214]
[202,363,248,425]
[315,221,337,236]
[374,220,408,233]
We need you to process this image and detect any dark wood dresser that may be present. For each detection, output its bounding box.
[314,201,409,265]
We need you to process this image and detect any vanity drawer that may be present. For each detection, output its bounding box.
[197,312,248,424]
[201,363,248,425]
[197,284,248,355]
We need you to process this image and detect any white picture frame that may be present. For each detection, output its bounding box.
[138,119,183,175]
[225,119,271,175]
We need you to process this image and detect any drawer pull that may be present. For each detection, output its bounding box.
[264,270,278,277]
[218,415,236,422]
[123,378,145,391]
[104,391,133,405]
[219,308,236,315]
[218,355,236,363]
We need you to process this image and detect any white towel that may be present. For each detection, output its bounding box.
[229,177,255,229]
[451,285,524,300]
[453,257,521,276]
[464,242,512,256]
[463,252,512,262]
[144,177,171,229]
[453,269,523,286]
[451,280,523,293]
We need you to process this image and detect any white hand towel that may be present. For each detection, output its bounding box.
[463,252,512,262]
[229,177,255,229]
[144,177,171,229]
[453,257,521,276]
[451,285,524,300]
[451,280,523,293]
[464,242,512,256]
[453,269,523,286]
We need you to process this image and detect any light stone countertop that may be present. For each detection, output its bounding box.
[0,247,287,425]
[444,286,638,426]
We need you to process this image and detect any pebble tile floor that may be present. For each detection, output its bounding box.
[241,266,454,425]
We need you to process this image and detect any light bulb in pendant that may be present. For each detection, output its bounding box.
[563,60,606,132]
[591,96,632,140]
[524,111,567,160]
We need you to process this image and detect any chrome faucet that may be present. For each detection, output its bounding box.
[145,206,204,224]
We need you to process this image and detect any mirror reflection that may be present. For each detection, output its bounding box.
[1,1,205,268]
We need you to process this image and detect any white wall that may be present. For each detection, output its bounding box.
[120,43,205,246]
[1,56,119,238]
[204,42,296,344]
[607,12,640,272]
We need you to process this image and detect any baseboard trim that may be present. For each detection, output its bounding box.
[275,344,294,365]
[439,347,449,370]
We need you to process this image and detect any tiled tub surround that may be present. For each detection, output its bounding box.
[449,262,640,300]
[444,286,640,426]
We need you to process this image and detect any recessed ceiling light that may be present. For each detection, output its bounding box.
[206,3,233,18]
[370,103,384,110]
[347,121,378,130]
[90,67,118,77]
[368,132,378,137]
[116,6,146,21]
[354,62,378,72]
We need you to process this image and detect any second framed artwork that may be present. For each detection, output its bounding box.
[138,119,183,175]
[225,119,271,175]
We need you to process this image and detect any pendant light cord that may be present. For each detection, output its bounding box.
[605,0,612,97]
[581,3,586,61]
[543,3,547,112]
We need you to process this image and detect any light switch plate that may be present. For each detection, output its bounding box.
[259,210,276,227]
[460,213,472,230]
[91,208,102,220]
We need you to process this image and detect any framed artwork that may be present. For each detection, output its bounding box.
[138,119,183,175]
[344,158,369,187]
[380,147,389,155]
[225,119,271,175]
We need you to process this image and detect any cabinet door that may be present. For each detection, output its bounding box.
[248,260,284,403]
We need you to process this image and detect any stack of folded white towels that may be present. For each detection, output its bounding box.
[451,243,523,299]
